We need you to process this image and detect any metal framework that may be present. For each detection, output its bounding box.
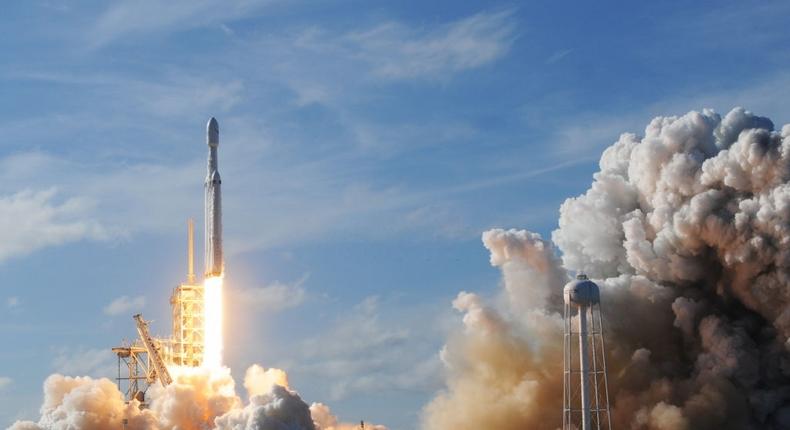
[112,220,207,403]
[563,275,613,430]
[170,282,204,366]
[170,219,204,367]
[134,314,173,386]
[112,321,176,403]
[112,343,151,404]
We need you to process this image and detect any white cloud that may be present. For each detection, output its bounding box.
[0,150,203,239]
[0,10,528,258]
[4,71,244,120]
[294,297,442,401]
[343,9,518,79]
[132,78,244,117]
[545,48,572,64]
[0,189,106,263]
[0,376,12,390]
[88,0,273,49]
[103,295,146,316]
[51,347,116,378]
[6,297,20,309]
[0,141,471,260]
[233,275,308,312]
[286,9,518,84]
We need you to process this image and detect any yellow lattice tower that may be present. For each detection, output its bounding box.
[169,219,204,367]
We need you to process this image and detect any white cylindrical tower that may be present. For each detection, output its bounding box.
[563,274,612,430]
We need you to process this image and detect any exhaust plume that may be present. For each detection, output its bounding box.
[10,366,386,430]
[423,107,790,429]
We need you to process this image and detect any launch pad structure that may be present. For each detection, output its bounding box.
[112,219,206,400]
[170,218,204,368]
[111,344,149,403]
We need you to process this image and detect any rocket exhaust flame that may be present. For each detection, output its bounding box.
[203,275,224,369]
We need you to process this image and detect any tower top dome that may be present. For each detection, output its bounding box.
[563,273,600,306]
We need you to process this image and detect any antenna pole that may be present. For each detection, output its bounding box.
[187,218,195,284]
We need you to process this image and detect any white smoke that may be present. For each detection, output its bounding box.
[423,107,790,429]
[10,365,385,430]
[310,403,387,430]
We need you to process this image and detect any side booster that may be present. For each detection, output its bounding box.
[205,117,223,277]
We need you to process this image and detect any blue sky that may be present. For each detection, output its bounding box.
[2,1,790,428]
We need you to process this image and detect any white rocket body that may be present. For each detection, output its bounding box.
[205,117,223,277]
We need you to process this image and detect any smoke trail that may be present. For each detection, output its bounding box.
[9,366,385,430]
[423,107,790,429]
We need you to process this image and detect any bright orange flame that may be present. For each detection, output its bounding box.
[203,275,223,369]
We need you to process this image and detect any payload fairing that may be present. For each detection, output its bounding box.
[205,117,223,277]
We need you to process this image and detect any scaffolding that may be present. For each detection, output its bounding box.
[170,282,204,366]
[111,342,151,404]
[112,318,173,404]
[170,219,204,367]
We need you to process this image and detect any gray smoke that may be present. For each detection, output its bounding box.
[423,107,790,429]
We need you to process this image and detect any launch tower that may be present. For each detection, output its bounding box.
[562,274,612,430]
[170,219,204,366]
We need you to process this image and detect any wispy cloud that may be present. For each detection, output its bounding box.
[233,275,308,312]
[0,150,203,237]
[658,1,790,53]
[0,189,106,263]
[6,297,20,310]
[131,78,245,118]
[103,295,146,316]
[0,6,661,262]
[341,9,518,80]
[549,70,790,157]
[0,143,463,259]
[87,0,273,49]
[3,71,244,120]
[295,297,442,400]
[0,376,11,391]
[0,9,530,261]
[51,347,116,377]
[282,9,518,86]
[545,48,572,64]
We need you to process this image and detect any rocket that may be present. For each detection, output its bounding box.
[205,117,223,277]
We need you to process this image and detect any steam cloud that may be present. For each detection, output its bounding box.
[423,107,790,429]
[10,365,384,430]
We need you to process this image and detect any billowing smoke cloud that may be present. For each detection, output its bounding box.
[10,365,385,430]
[422,229,565,429]
[423,107,790,429]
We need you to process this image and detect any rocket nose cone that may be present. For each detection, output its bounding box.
[207,117,219,147]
